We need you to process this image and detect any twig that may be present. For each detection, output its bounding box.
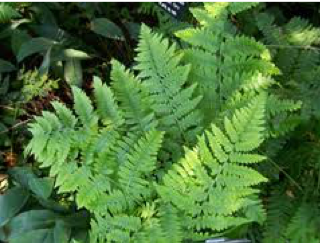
[267,157,303,191]
[0,119,31,135]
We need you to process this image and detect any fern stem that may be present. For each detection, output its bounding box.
[266,157,303,191]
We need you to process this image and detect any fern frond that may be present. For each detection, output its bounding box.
[93,76,123,128]
[285,202,320,242]
[176,3,277,128]
[90,214,142,243]
[227,2,259,15]
[118,130,164,204]
[72,86,97,127]
[263,186,294,243]
[285,17,320,46]
[255,12,284,45]
[158,94,267,238]
[111,59,157,132]
[135,24,202,148]
[158,204,183,243]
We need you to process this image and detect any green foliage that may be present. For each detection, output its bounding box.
[25,15,291,241]
[0,2,144,87]
[138,3,192,35]
[0,167,90,243]
[176,3,276,128]
[158,94,268,240]
[232,4,320,242]
[18,69,59,102]
[0,74,26,149]
[26,82,270,242]
[176,2,302,141]
[253,8,320,121]
[8,2,320,243]
[135,25,202,157]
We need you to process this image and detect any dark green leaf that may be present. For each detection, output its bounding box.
[11,30,32,58]
[53,220,71,243]
[0,58,16,73]
[9,167,37,189]
[124,22,141,40]
[0,75,9,94]
[0,187,29,227]
[0,19,30,39]
[17,37,57,62]
[10,229,54,243]
[28,177,54,199]
[91,18,124,40]
[0,227,7,241]
[6,210,59,240]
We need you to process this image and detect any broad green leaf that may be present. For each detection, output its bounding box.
[9,167,37,189]
[11,29,31,57]
[6,210,59,240]
[0,75,9,95]
[0,187,29,227]
[29,177,54,199]
[124,22,141,40]
[91,18,124,40]
[10,229,54,243]
[0,122,6,133]
[0,19,30,40]
[0,227,6,241]
[32,24,66,41]
[53,220,71,243]
[17,37,57,62]
[0,58,15,73]
[30,4,57,26]
[64,58,83,87]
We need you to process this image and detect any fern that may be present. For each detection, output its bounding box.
[135,24,202,157]
[262,186,294,243]
[176,2,280,128]
[111,59,156,132]
[255,10,320,121]
[228,3,259,15]
[93,76,123,128]
[26,67,270,243]
[25,4,306,242]
[246,10,320,240]
[285,202,320,242]
[157,94,267,240]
